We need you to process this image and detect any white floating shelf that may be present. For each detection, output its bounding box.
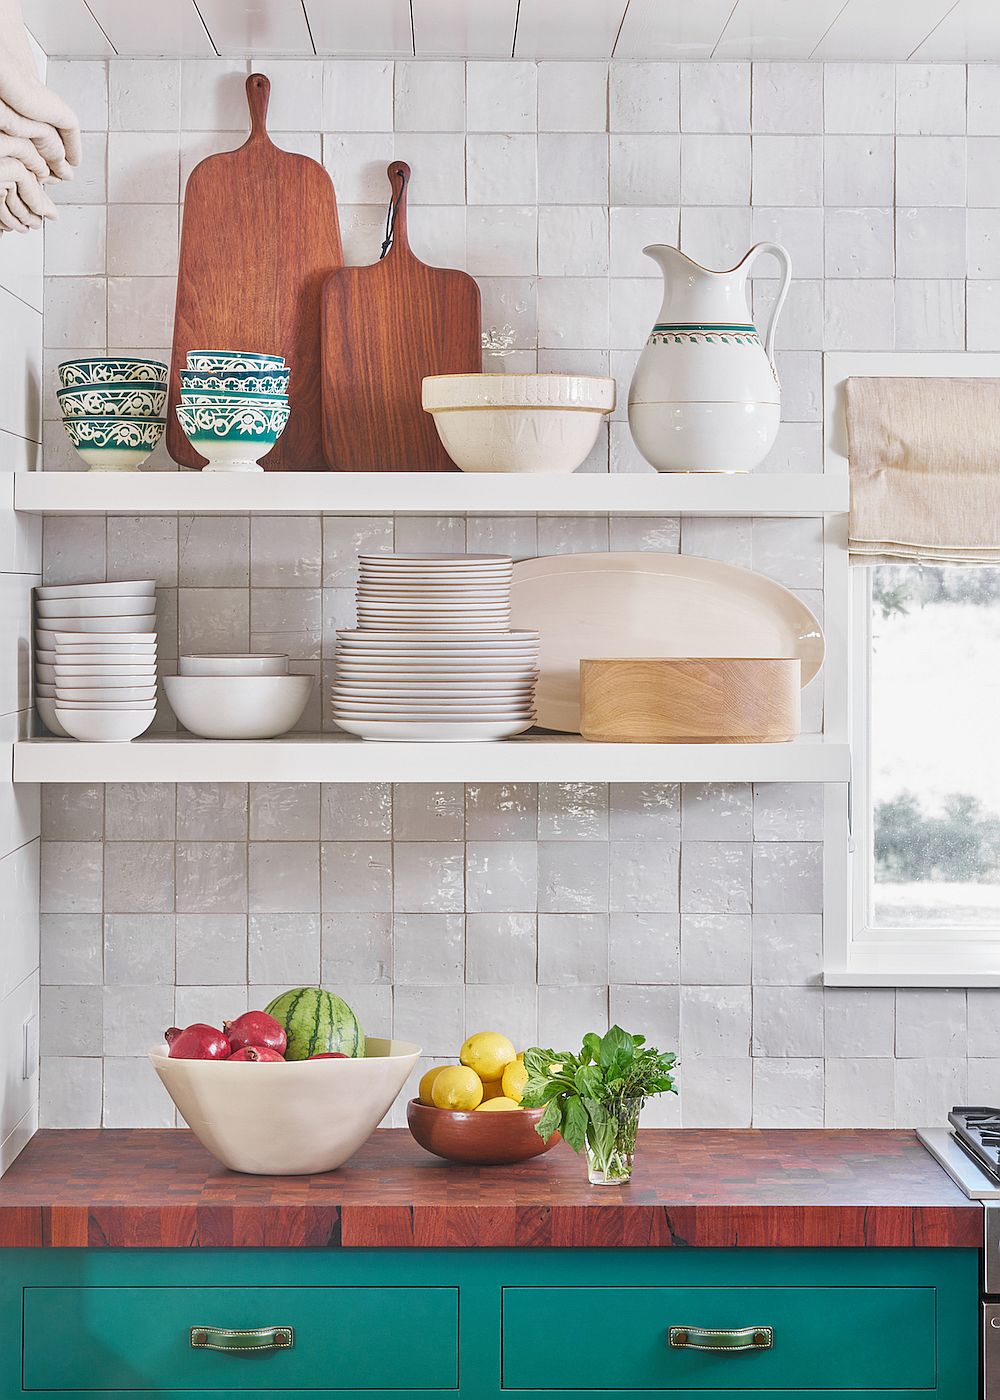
[13,472,848,517]
[14,733,850,784]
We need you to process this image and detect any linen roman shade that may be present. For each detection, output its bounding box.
[845,375,1000,564]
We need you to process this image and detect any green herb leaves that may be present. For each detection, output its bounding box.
[521,1026,677,1161]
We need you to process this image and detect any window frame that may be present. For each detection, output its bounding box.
[822,352,1000,988]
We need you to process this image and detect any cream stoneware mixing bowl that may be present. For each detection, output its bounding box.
[149,1037,421,1175]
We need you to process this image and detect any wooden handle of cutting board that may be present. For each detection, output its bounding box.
[246,73,271,143]
[384,161,411,258]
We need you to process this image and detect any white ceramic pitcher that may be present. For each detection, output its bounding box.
[628,242,792,473]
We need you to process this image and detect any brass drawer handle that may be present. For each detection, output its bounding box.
[669,1325,773,1352]
[190,1326,294,1353]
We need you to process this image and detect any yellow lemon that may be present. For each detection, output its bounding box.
[501,1058,529,1103]
[481,1078,506,1101]
[475,1096,521,1112]
[417,1065,447,1106]
[431,1065,484,1112]
[460,1031,517,1083]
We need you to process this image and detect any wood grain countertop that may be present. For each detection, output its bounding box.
[0,1128,982,1249]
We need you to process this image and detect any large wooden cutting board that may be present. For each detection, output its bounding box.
[321,162,481,472]
[167,73,342,471]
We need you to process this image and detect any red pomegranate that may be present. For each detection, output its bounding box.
[229,1046,285,1062]
[309,1052,349,1059]
[224,1010,287,1055]
[164,1024,230,1059]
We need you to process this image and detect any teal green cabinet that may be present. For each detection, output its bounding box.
[0,1246,980,1400]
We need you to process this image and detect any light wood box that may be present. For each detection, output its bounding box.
[579,658,801,744]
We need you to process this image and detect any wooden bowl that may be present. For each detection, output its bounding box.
[580,657,801,743]
[406,1099,561,1165]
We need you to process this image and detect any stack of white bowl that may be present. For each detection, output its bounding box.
[332,553,540,742]
[163,654,313,739]
[35,581,157,742]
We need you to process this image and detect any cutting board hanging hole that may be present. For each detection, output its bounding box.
[380,162,410,259]
[246,74,271,140]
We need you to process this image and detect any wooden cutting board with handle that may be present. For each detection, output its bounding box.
[321,162,481,472]
[167,73,343,471]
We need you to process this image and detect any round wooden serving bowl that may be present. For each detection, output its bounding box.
[407,1099,561,1165]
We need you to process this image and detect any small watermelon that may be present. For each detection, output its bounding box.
[264,987,365,1062]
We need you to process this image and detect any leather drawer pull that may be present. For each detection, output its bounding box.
[669,1325,773,1352]
[190,1326,294,1353]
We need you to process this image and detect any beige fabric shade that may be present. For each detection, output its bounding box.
[846,375,1000,564]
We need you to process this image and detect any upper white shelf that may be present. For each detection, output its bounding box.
[14,733,849,784]
[13,472,848,517]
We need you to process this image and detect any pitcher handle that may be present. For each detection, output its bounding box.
[743,242,792,371]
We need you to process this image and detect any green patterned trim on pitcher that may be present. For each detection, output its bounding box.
[650,322,761,346]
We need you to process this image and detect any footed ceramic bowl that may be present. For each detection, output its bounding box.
[407,1099,561,1165]
[62,415,165,471]
[58,357,167,388]
[175,401,291,472]
[180,368,290,395]
[150,1036,421,1175]
[187,350,285,372]
[58,383,167,418]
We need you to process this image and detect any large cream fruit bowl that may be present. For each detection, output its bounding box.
[149,1037,421,1175]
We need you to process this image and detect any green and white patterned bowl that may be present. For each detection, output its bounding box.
[59,358,167,388]
[180,368,290,395]
[59,383,168,418]
[187,351,285,372]
[179,390,288,408]
[62,416,165,472]
[175,402,291,473]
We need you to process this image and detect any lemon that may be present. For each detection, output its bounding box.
[417,1065,447,1106]
[460,1031,517,1083]
[476,1096,521,1112]
[431,1065,484,1112]
[501,1057,529,1103]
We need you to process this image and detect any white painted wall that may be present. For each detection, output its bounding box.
[0,35,44,1174]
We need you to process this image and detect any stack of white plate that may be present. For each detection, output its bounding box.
[356,552,513,631]
[333,554,539,742]
[35,580,157,742]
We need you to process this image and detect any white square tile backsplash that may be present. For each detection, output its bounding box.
[36,57,993,1132]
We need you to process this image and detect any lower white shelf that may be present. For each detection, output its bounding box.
[14,733,850,784]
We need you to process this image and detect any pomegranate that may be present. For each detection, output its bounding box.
[310,1052,349,1059]
[229,1045,285,1062]
[224,1010,287,1055]
[164,1024,230,1060]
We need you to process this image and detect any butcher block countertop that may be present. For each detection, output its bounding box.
[0,1128,981,1250]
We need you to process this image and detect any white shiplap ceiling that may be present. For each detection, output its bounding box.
[20,0,997,60]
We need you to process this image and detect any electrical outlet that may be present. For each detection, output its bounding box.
[22,1014,38,1080]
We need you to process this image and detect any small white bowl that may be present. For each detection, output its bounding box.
[36,595,155,618]
[55,708,155,742]
[36,698,68,736]
[39,619,155,637]
[37,580,155,601]
[55,697,156,710]
[178,654,288,677]
[164,674,313,739]
[422,373,616,474]
[55,686,157,703]
[54,669,156,684]
[50,643,156,656]
[149,1036,420,1175]
[35,683,55,697]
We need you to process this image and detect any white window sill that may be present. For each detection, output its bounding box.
[825,967,1000,987]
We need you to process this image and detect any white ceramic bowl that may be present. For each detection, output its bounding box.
[54,669,156,684]
[178,654,288,677]
[37,580,155,600]
[149,1036,420,1175]
[422,374,616,474]
[36,595,154,618]
[38,619,155,636]
[49,643,156,656]
[56,697,156,710]
[164,674,313,738]
[55,708,155,741]
[56,686,157,703]
[36,697,68,736]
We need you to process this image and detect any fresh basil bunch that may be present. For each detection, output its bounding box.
[521,1026,677,1158]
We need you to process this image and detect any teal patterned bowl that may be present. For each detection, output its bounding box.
[59,358,167,388]
[180,368,290,395]
[58,383,168,418]
[187,351,285,372]
[179,390,288,408]
[62,416,165,472]
[175,402,291,472]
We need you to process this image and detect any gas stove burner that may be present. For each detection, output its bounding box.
[949,1106,1000,1186]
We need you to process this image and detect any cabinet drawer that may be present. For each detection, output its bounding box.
[502,1285,936,1391]
[23,1285,458,1392]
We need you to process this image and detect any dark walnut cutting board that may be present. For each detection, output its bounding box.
[167,73,342,471]
[321,162,481,472]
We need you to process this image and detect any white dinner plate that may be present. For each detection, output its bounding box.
[37,618,155,636]
[358,553,511,565]
[333,687,534,699]
[510,551,826,733]
[335,663,538,674]
[333,717,532,742]
[337,629,537,643]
